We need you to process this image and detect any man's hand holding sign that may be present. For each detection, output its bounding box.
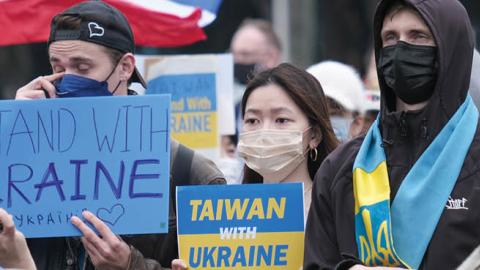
[71,211,130,270]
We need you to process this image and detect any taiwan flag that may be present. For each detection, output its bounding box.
[0,0,223,47]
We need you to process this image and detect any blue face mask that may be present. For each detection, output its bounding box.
[55,74,113,98]
[330,116,352,142]
[54,58,122,98]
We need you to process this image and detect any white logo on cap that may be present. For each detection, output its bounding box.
[88,22,104,38]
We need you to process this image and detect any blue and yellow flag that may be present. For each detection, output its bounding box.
[353,122,405,267]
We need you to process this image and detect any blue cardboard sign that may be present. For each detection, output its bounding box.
[176,183,305,269]
[0,95,171,238]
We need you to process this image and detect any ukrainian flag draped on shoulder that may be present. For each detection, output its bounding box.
[353,96,478,269]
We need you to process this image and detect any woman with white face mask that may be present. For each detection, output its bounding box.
[171,64,338,270]
[237,63,339,219]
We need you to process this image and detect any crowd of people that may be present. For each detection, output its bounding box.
[1,0,480,269]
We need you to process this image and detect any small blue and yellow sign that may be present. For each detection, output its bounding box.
[176,183,304,269]
[147,73,217,149]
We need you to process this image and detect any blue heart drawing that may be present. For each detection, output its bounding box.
[97,204,125,226]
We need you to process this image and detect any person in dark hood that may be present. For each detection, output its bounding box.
[304,0,479,269]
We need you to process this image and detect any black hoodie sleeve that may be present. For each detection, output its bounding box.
[304,158,342,269]
[304,145,363,270]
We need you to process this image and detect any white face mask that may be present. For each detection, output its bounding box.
[237,128,310,183]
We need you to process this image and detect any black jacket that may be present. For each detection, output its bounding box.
[304,0,480,269]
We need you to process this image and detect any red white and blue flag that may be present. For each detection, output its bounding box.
[0,0,222,47]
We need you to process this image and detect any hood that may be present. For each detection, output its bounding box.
[374,0,474,137]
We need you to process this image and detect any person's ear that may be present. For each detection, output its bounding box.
[118,53,135,81]
[309,126,323,150]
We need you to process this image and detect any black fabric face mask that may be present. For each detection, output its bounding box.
[379,41,438,105]
[234,63,256,85]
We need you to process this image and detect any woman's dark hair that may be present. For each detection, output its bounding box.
[241,63,339,183]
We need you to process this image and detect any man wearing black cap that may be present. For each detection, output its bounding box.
[16,0,145,100]
[15,1,225,270]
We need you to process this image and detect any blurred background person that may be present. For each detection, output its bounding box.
[231,18,282,103]
[307,61,365,142]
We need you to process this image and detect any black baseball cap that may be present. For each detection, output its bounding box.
[48,1,146,88]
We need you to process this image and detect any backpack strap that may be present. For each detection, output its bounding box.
[170,143,194,214]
